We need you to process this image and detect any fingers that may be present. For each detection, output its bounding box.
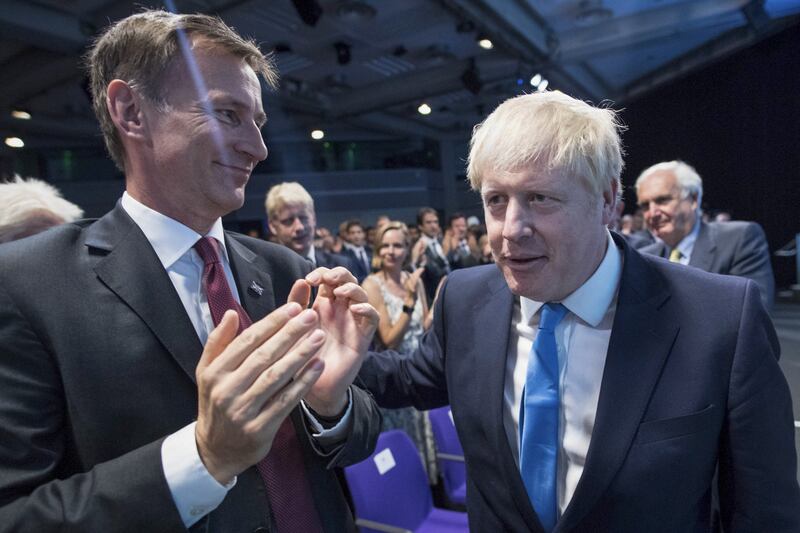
[350,302,379,329]
[237,328,327,412]
[252,357,326,430]
[306,266,356,287]
[287,279,311,308]
[332,282,369,304]
[232,308,319,386]
[197,310,239,377]
[208,302,304,373]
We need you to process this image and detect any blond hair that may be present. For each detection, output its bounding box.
[467,91,624,196]
[265,182,314,221]
[87,9,277,171]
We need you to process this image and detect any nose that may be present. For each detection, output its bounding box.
[235,121,268,163]
[501,198,533,242]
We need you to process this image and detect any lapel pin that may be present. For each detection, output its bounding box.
[249,280,264,296]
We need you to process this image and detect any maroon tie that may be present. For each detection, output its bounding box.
[194,237,324,533]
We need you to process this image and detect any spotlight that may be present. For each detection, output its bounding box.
[5,137,24,148]
[311,129,325,140]
[334,42,351,65]
[11,110,31,120]
[477,36,493,50]
[537,79,549,92]
[417,103,432,115]
[530,73,542,87]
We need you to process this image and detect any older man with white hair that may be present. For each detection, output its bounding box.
[0,176,83,243]
[635,160,774,309]
[357,91,799,532]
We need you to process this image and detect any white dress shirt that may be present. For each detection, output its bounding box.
[502,230,622,517]
[120,193,351,527]
[671,217,701,265]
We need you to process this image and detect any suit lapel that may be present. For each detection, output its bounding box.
[87,204,203,383]
[688,221,716,272]
[225,234,276,322]
[469,270,546,532]
[557,240,677,531]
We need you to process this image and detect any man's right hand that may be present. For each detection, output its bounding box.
[193,303,326,485]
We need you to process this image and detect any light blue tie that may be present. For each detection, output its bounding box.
[519,302,568,532]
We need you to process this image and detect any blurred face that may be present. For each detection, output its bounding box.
[419,212,440,238]
[139,43,268,231]
[268,203,315,255]
[636,170,697,248]
[379,229,408,271]
[347,224,366,247]
[482,166,615,302]
[450,217,467,239]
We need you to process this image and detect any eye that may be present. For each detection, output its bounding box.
[217,109,240,125]
[484,194,506,207]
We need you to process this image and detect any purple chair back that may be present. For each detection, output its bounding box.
[428,406,467,499]
[344,430,433,532]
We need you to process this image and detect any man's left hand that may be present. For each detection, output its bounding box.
[288,267,378,417]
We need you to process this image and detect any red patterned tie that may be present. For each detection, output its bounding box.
[194,237,324,533]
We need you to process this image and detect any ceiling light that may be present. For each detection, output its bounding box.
[417,103,432,115]
[477,37,493,50]
[11,110,31,120]
[530,73,542,87]
[5,137,24,148]
[537,79,549,92]
[311,129,325,140]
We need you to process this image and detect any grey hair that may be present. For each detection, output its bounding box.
[0,176,84,242]
[635,160,703,210]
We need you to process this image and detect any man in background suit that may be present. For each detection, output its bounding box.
[0,10,380,532]
[411,207,451,304]
[358,91,799,531]
[635,160,775,309]
[266,181,356,271]
[341,219,372,283]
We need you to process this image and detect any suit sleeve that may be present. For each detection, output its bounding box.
[358,276,450,410]
[717,280,800,531]
[0,284,185,533]
[727,223,774,310]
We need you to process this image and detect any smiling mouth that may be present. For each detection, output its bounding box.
[504,256,546,267]
[214,162,252,174]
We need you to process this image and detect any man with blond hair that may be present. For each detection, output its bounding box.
[358,91,799,531]
[265,181,355,271]
[0,176,83,243]
[635,160,774,309]
[0,10,380,532]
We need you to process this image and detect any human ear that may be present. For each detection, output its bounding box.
[106,79,147,141]
[600,180,619,226]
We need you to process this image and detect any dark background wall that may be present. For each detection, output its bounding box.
[620,24,800,288]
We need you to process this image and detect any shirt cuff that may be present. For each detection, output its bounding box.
[161,422,236,528]
[301,388,353,441]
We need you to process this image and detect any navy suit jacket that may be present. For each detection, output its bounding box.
[314,247,356,271]
[640,220,774,309]
[0,204,381,532]
[342,246,372,283]
[360,234,799,532]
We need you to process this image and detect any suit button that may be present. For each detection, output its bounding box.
[253,528,269,533]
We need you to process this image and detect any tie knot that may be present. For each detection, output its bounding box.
[194,236,221,266]
[539,302,568,332]
[669,248,682,263]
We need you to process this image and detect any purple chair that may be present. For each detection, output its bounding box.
[427,406,467,507]
[344,430,469,533]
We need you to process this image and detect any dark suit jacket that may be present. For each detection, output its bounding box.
[0,204,381,533]
[341,246,372,283]
[640,220,774,309]
[359,234,799,532]
[314,247,356,272]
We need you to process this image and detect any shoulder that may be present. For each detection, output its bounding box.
[227,232,309,274]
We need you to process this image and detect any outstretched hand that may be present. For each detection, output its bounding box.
[289,268,378,416]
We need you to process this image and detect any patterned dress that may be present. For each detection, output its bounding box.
[372,273,438,482]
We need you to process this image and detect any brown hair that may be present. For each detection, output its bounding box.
[86,9,277,171]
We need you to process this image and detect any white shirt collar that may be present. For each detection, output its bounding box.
[307,246,316,265]
[521,230,622,328]
[120,191,228,269]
